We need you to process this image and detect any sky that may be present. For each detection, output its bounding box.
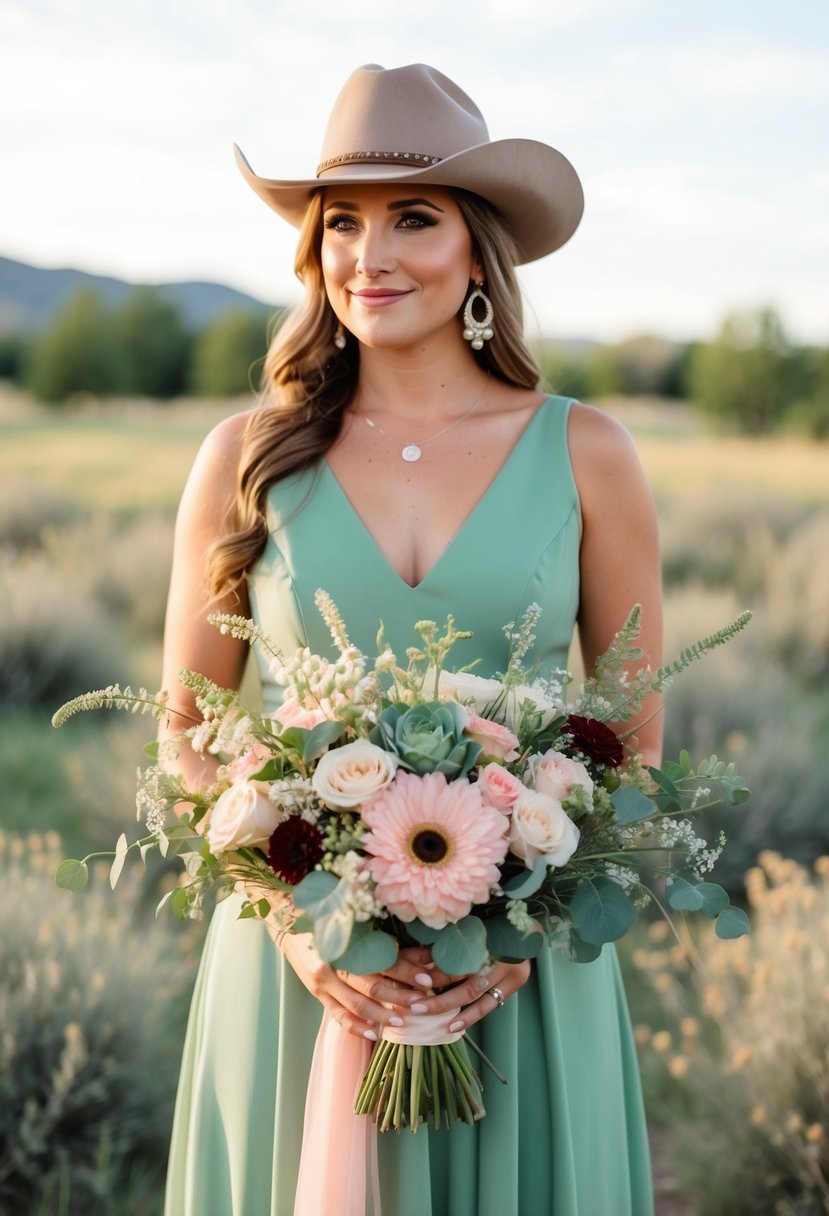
[2,0,827,344]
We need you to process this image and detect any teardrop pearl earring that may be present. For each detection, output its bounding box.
[462,283,495,350]
[333,322,347,350]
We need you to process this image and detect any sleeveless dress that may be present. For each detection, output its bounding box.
[164,396,654,1216]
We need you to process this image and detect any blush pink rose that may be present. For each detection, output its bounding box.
[528,749,594,808]
[463,714,520,762]
[476,763,525,814]
[225,742,272,782]
[271,697,329,732]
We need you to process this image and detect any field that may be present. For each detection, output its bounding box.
[1,384,827,1214]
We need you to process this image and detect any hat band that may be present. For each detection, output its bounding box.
[317,150,443,176]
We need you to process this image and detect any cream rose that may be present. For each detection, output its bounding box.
[312,739,398,809]
[206,780,281,854]
[476,763,525,814]
[509,789,580,868]
[433,669,505,713]
[503,683,561,732]
[464,713,520,762]
[527,749,594,809]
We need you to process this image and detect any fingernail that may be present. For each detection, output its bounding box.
[415,972,433,987]
[363,1029,378,1041]
[388,1016,405,1027]
[423,962,436,969]
[410,1002,429,1014]
[448,1020,464,1032]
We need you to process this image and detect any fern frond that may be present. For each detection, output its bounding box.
[52,685,168,728]
[654,611,753,684]
[208,613,285,661]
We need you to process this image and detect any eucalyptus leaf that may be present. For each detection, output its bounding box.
[170,886,191,921]
[292,871,343,918]
[569,932,603,963]
[431,916,487,975]
[334,927,399,974]
[238,900,258,919]
[139,840,155,867]
[658,760,687,784]
[611,785,655,825]
[697,883,731,917]
[569,877,637,944]
[484,914,544,961]
[302,720,347,761]
[647,766,681,811]
[156,888,174,918]
[666,875,705,912]
[55,858,89,893]
[142,740,160,761]
[502,855,548,899]
[715,905,751,940]
[314,907,355,962]
[720,776,750,805]
[679,749,692,774]
[109,833,128,890]
[405,918,442,945]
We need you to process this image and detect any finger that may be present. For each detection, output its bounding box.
[439,962,531,1033]
[405,970,493,1015]
[331,972,414,1030]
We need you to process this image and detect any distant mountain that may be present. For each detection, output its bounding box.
[0,255,280,335]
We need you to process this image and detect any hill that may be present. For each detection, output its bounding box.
[0,255,279,335]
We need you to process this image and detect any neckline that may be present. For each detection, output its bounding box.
[322,395,557,591]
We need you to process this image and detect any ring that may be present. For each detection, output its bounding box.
[487,985,505,1008]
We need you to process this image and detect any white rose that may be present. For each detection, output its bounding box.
[509,789,580,868]
[312,739,397,809]
[503,683,561,732]
[527,749,594,809]
[207,780,281,854]
[432,669,505,712]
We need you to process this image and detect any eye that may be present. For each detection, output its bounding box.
[323,213,359,233]
[395,210,437,230]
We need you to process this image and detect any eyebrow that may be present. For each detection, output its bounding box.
[323,197,445,214]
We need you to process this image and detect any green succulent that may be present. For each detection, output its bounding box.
[372,701,481,778]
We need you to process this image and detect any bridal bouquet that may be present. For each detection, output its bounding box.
[53,591,751,1132]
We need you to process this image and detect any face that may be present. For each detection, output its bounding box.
[319,184,482,351]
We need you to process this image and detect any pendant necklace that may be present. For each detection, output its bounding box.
[357,384,487,463]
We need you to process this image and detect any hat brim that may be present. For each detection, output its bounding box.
[233,139,583,264]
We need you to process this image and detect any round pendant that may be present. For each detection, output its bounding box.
[401,444,422,462]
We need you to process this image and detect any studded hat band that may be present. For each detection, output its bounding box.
[317,150,443,175]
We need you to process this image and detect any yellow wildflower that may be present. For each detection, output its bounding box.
[633,1025,651,1047]
[652,1030,672,1054]
[668,1055,689,1079]
[730,1045,753,1070]
[750,1105,767,1125]
[680,1017,700,1039]
[805,1124,824,1144]
[648,920,670,943]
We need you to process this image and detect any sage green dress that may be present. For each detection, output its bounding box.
[164,396,654,1216]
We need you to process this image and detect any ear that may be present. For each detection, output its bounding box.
[469,253,485,284]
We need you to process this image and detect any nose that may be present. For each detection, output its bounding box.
[355,222,394,278]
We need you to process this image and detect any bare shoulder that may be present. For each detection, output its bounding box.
[178,409,250,514]
[567,401,651,512]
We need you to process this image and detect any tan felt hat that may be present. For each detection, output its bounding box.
[234,63,584,264]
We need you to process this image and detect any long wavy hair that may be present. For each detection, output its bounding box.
[207,189,542,599]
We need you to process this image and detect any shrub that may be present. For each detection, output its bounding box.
[0,479,88,551]
[0,549,131,711]
[0,831,199,1215]
[625,854,829,1214]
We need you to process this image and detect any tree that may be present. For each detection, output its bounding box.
[114,287,191,398]
[189,310,269,397]
[26,289,120,403]
[689,307,792,434]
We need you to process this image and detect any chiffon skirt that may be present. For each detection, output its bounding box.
[165,896,653,1216]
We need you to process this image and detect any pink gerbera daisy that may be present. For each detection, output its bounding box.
[361,771,509,929]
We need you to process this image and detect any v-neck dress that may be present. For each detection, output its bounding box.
[164,395,654,1216]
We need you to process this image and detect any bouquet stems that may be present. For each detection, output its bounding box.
[354,1037,485,1132]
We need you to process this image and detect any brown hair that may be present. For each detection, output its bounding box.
[207,189,542,598]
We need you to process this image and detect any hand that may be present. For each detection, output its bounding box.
[280,934,448,1042]
[399,959,532,1034]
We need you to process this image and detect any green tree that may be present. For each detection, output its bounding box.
[190,310,269,397]
[114,287,191,398]
[25,288,119,403]
[689,307,792,434]
[0,333,29,383]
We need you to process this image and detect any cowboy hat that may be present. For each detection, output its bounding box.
[234,63,584,264]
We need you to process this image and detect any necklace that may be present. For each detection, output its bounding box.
[357,385,487,462]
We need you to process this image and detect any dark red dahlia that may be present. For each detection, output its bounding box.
[267,818,324,884]
[562,715,624,769]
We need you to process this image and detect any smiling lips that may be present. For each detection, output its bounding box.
[351,288,413,308]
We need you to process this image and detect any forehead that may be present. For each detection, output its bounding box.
[319,183,460,211]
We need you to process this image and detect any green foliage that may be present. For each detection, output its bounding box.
[689,306,800,434]
[0,332,30,382]
[112,287,191,398]
[0,830,197,1216]
[26,288,120,403]
[189,309,269,397]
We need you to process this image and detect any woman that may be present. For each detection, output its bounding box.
[162,63,661,1216]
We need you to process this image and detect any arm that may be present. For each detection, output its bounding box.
[570,402,663,768]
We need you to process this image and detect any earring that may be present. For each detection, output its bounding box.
[463,283,494,350]
[333,322,347,350]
